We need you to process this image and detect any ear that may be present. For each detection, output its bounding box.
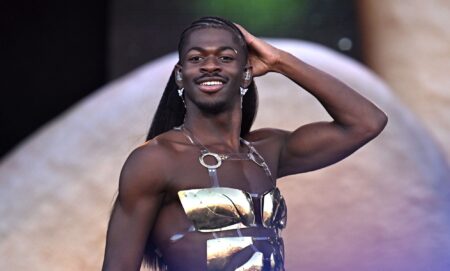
[174,64,183,88]
[241,65,253,88]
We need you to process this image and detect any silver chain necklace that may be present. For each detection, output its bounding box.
[176,125,273,178]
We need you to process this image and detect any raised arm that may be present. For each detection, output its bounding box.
[102,144,167,271]
[237,24,388,176]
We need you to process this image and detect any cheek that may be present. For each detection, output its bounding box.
[180,66,198,82]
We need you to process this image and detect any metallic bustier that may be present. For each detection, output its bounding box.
[171,126,287,271]
[207,236,284,271]
[178,187,286,271]
[178,187,287,232]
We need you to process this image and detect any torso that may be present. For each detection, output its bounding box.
[146,128,286,270]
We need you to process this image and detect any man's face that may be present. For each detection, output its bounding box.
[177,27,248,114]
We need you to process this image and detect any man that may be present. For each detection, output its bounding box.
[102,17,387,271]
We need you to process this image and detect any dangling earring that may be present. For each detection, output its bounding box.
[240,70,250,108]
[240,87,248,108]
[240,87,248,96]
[178,88,186,108]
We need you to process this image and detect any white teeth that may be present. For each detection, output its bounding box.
[200,81,223,86]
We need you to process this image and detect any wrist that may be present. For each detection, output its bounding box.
[273,50,306,77]
[271,50,292,74]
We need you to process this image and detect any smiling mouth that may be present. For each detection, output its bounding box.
[198,80,224,93]
[200,81,223,86]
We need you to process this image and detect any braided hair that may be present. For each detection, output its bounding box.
[145,16,258,141]
[142,16,258,271]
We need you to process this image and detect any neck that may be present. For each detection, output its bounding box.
[183,104,242,152]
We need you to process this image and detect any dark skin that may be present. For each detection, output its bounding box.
[102,26,387,271]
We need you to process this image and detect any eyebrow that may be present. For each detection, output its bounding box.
[186,46,238,54]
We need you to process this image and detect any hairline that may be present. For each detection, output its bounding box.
[178,25,248,61]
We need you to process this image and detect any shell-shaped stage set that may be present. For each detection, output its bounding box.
[1,39,449,271]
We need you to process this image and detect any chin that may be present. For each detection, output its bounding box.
[195,99,231,114]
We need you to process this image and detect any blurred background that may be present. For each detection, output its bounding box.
[1,1,450,271]
[1,0,361,158]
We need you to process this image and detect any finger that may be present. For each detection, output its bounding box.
[234,23,271,54]
[234,23,255,45]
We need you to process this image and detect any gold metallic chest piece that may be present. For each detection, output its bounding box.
[178,187,256,232]
[177,187,287,232]
[206,236,284,271]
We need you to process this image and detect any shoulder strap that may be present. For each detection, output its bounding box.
[241,139,274,182]
[175,126,221,187]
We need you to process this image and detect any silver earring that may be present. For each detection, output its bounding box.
[240,87,248,109]
[244,71,251,81]
[178,88,186,108]
[178,88,184,97]
[176,71,182,81]
[240,87,248,96]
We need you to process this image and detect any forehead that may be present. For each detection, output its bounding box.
[181,28,241,55]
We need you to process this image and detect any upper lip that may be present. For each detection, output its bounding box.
[195,76,227,85]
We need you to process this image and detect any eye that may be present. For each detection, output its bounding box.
[219,56,234,62]
[188,56,204,63]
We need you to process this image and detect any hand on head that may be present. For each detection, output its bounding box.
[234,23,282,77]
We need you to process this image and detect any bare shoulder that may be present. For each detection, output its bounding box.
[118,131,181,205]
[245,128,289,146]
[244,128,291,173]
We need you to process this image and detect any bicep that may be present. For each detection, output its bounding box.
[102,196,162,271]
[278,121,376,177]
[102,147,166,271]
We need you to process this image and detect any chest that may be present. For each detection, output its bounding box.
[167,151,275,198]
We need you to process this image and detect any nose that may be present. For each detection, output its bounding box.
[200,56,221,74]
